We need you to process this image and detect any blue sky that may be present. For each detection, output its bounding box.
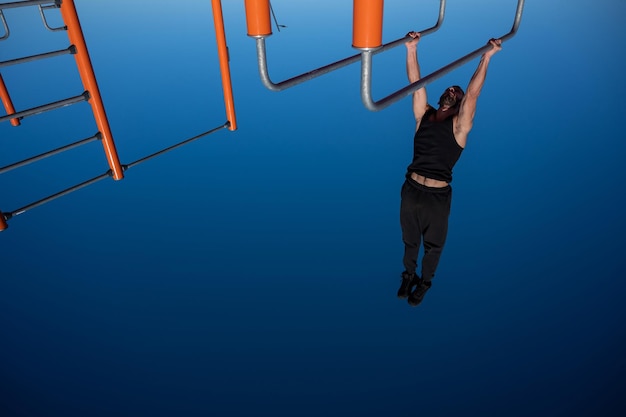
[1,1,625,416]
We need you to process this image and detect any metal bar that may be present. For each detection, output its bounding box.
[0,91,87,123]
[361,0,525,112]
[255,0,446,92]
[38,3,65,31]
[6,171,111,220]
[0,72,20,125]
[0,133,100,174]
[0,9,9,40]
[0,0,57,10]
[124,122,229,170]
[0,46,74,68]
[59,0,124,180]
[211,0,237,131]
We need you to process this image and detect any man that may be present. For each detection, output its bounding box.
[398,31,502,307]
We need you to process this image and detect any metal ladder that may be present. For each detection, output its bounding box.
[0,0,237,232]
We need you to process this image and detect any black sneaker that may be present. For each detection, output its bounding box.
[397,271,418,299]
[408,280,431,306]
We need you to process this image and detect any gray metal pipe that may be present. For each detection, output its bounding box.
[256,0,446,92]
[0,133,100,175]
[0,46,74,68]
[8,171,111,219]
[0,0,58,10]
[361,0,525,112]
[0,91,88,123]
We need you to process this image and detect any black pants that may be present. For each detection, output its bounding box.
[400,178,452,281]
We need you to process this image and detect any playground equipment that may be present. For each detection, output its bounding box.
[1,0,525,232]
[245,0,525,110]
[0,0,236,231]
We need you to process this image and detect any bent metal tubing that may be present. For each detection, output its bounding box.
[255,0,446,92]
[360,0,525,112]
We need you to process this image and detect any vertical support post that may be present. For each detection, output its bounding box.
[0,210,7,231]
[59,0,124,180]
[244,0,272,38]
[211,0,237,130]
[0,73,20,126]
[353,0,384,50]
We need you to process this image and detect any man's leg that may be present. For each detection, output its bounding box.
[420,187,452,282]
[400,180,423,275]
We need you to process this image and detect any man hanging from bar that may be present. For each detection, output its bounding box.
[398,32,502,307]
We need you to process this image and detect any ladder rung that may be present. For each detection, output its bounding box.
[0,1,57,11]
[0,91,88,123]
[0,133,100,175]
[0,46,74,68]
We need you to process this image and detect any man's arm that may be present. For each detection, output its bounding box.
[455,38,502,147]
[406,32,428,131]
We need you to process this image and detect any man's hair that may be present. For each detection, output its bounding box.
[438,85,465,108]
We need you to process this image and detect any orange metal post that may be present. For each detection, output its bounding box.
[245,0,272,38]
[59,0,124,180]
[212,0,237,131]
[352,0,384,50]
[0,211,7,231]
[0,73,21,127]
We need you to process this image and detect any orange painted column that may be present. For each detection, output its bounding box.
[244,0,272,37]
[0,210,7,231]
[352,0,384,50]
[59,0,124,180]
[0,73,21,127]
[211,0,237,130]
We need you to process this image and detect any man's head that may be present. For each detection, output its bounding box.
[438,86,465,109]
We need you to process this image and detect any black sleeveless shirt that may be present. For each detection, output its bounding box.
[407,108,463,183]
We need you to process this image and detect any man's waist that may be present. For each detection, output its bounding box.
[410,172,449,188]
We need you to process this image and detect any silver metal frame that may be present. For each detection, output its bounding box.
[38,3,66,32]
[254,0,447,92]
[360,0,525,111]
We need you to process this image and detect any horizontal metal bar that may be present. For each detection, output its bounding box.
[0,0,58,10]
[0,91,88,123]
[0,46,74,68]
[0,133,100,175]
[256,0,446,92]
[361,0,525,112]
[124,122,230,170]
[7,170,111,219]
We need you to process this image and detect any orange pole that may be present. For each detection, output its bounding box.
[244,0,272,38]
[0,210,7,231]
[59,0,124,180]
[0,73,21,127]
[211,0,237,131]
[352,0,384,50]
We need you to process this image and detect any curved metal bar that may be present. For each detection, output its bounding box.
[0,10,9,40]
[256,0,446,92]
[361,0,525,112]
[38,4,66,32]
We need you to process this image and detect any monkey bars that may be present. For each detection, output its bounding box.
[361,0,525,111]
[246,0,525,111]
[245,0,446,92]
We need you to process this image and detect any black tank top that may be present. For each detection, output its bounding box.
[407,108,463,183]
